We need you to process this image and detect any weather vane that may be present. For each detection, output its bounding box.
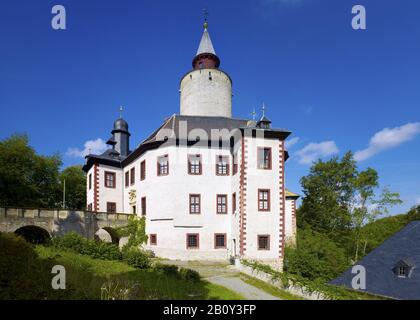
[203,8,209,29]
[262,103,266,117]
[251,108,257,121]
[119,106,123,119]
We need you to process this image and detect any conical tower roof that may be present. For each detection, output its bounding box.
[196,27,216,56]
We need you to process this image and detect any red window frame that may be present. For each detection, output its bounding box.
[157,155,169,176]
[189,194,201,214]
[140,160,146,181]
[188,154,202,175]
[258,189,271,212]
[150,234,157,245]
[214,233,227,249]
[186,233,200,249]
[141,197,146,216]
[257,147,272,170]
[107,202,116,213]
[232,152,238,175]
[258,235,270,250]
[216,155,230,176]
[104,171,116,188]
[232,193,236,214]
[125,171,129,187]
[216,194,228,214]
[130,167,135,185]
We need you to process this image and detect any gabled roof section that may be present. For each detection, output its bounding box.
[331,221,420,300]
[285,189,300,199]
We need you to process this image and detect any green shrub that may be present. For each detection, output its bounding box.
[153,263,179,277]
[179,268,200,282]
[122,247,151,269]
[52,232,122,261]
[284,227,350,281]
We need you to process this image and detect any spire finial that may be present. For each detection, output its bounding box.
[262,103,266,117]
[119,106,123,119]
[203,8,209,30]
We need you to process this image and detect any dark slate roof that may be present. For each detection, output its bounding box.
[83,114,291,171]
[331,221,420,300]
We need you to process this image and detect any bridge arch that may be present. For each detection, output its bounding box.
[14,225,51,244]
[95,227,120,245]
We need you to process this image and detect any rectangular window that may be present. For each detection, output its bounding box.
[150,234,157,246]
[258,235,270,250]
[189,194,201,214]
[141,197,146,216]
[105,172,116,188]
[125,171,129,187]
[88,174,92,190]
[232,152,238,175]
[107,202,116,213]
[140,160,146,181]
[258,147,272,170]
[214,234,227,249]
[157,155,169,176]
[186,234,199,249]
[130,167,135,185]
[132,205,136,214]
[217,195,228,214]
[216,155,229,176]
[232,193,237,214]
[188,154,202,175]
[258,189,270,212]
[87,203,92,211]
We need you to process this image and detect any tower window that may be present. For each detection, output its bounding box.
[217,195,228,214]
[188,154,202,175]
[258,189,270,212]
[214,234,227,249]
[88,174,92,190]
[258,147,272,170]
[104,172,116,188]
[216,155,229,176]
[232,193,237,214]
[258,235,270,250]
[186,234,199,249]
[157,155,169,176]
[189,194,201,214]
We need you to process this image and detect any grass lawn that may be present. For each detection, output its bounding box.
[239,273,304,300]
[35,246,244,300]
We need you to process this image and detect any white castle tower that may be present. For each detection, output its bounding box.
[180,20,232,118]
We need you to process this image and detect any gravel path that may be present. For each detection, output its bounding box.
[207,275,281,300]
[159,260,281,300]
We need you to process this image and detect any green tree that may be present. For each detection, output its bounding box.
[0,134,62,208]
[298,152,357,236]
[60,165,86,210]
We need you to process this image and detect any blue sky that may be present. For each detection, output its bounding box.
[1,0,419,215]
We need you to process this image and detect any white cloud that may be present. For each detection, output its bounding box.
[295,141,339,165]
[416,197,420,205]
[355,123,420,162]
[285,137,300,149]
[66,138,108,158]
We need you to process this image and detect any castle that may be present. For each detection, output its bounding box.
[83,20,298,269]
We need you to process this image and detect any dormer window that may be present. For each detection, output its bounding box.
[398,266,408,278]
[393,259,415,278]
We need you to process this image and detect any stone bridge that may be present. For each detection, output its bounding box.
[0,207,131,244]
